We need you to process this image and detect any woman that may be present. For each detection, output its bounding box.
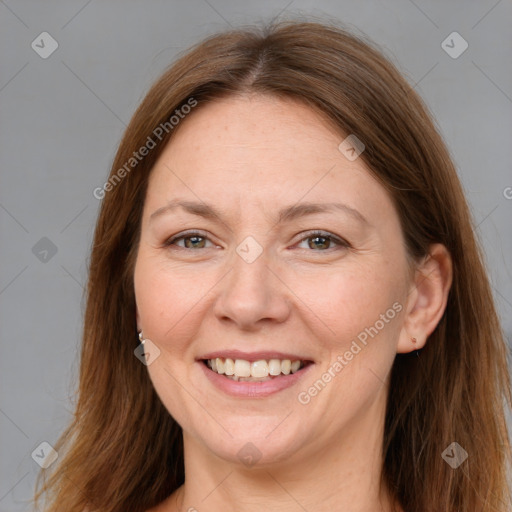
[33,20,512,512]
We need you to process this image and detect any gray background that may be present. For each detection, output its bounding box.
[1,1,511,510]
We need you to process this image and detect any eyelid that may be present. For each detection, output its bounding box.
[164,229,350,251]
[294,230,350,249]
[163,229,215,247]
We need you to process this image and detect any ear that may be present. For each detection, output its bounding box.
[397,243,453,354]
[135,303,141,332]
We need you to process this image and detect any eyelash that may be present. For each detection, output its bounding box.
[163,229,350,252]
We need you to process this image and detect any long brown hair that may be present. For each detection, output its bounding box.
[33,20,512,512]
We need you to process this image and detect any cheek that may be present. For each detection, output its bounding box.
[299,258,405,351]
[295,265,405,427]
[134,256,214,354]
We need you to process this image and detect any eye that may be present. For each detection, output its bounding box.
[164,230,217,250]
[295,230,350,251]
[164,230,350,252]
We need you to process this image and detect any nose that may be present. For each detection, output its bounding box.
[212,248,291,331]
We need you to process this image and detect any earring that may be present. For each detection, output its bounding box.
[138,331,145,345]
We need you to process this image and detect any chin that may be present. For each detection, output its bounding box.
[190,417,310,468]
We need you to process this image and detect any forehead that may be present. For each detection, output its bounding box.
[161,94,344,168]
[144,94,394,226]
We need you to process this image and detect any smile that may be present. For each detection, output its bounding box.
[204,357,311,381]
[198,351,315,397]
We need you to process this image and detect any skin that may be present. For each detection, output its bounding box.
[134,94,452,512]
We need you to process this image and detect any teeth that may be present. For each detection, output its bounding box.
[206,357,306,378]
[234,359,251,377]
[268,359,282,375]
[224,358,235,376]
[251,360,269,378]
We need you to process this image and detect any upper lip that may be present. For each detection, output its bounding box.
[198,350,314,363]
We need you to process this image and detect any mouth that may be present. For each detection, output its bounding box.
[197,351,315,397]
[202,357,313,382]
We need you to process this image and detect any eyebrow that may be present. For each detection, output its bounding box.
[149,199,369,226]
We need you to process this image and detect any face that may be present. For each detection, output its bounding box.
[134,94,413,466]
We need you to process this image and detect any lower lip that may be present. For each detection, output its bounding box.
[199,361,314,398]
